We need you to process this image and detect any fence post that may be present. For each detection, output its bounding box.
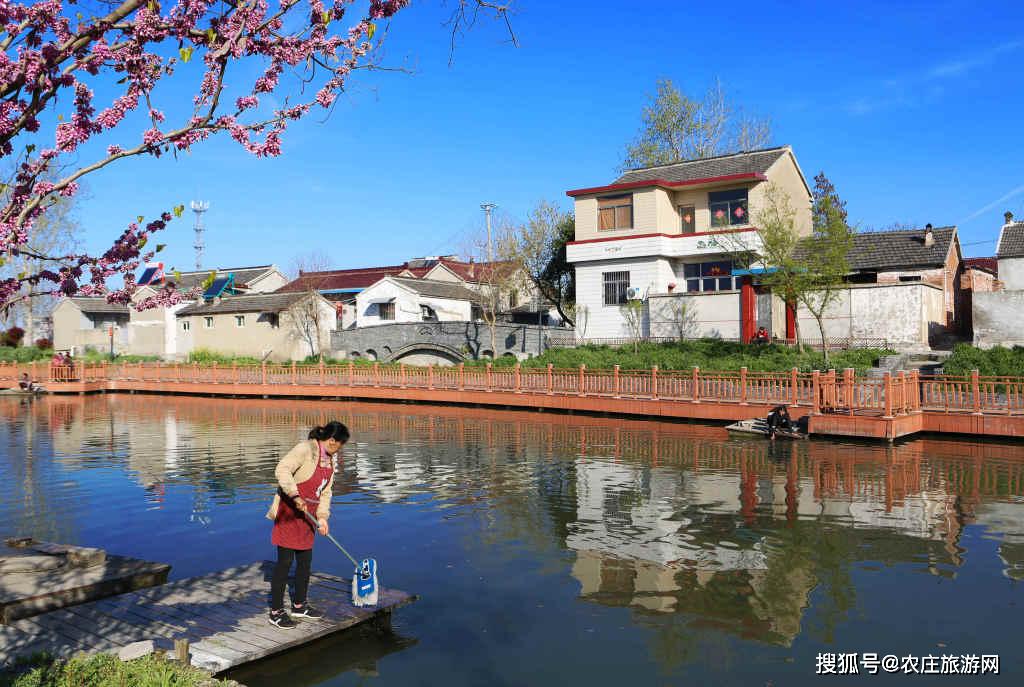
[844,368,855,416]
[514,363,521,393]
[232,362,238,385]
[319,361,325,385]
[261,361,267,385]
[30,361,37,384]
[485,363,494,392]
[211,361,217,384]
[291,360,296,385]
[739,367,748,405]
[193,361,198,383]
[883,372,893,418]
[458,362,465,391]
[910,369,920,411]
[614,365,620,398]
[429,364,435,390]
[348,361,354,387]
[691,366,699,403]
[971,369,981,414]
[790,367,799,406]
[812,370,821,414]
[651,366,659,400]
[897,371,907,415]
[579,364,586,397]
[401,363,407,389]
[374,362,380,388]
[547,363,553,395]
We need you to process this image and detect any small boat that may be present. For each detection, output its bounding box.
[726,418,806,440]
[0,387,47,396]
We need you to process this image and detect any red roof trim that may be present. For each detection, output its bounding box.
[565,172,767,198]
[567,227,757,247]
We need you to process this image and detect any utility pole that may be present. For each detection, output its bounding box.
[480,202,496,263]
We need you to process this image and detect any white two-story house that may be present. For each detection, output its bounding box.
[565,146,812,342]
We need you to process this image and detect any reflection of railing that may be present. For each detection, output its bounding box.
[0,362,1021,418]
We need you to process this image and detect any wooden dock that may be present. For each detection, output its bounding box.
[1,538,170,624]
[0,561,417,673]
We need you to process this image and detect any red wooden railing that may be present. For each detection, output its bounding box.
[0,361,1021,417]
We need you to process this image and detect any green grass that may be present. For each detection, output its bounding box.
[468,339,895,373]
[943,343,1024,377]
[0,652,231,687]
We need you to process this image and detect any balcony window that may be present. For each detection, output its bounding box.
[603,271,630,305]
[598,195,633,231]
[679,205,696,234]
[379,302,395,320]
[204,317,214,329]
[709,189,749,228]
[683,261,735,292]
[182,321,191,331]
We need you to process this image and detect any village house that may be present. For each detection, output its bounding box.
[278,256,561,329]
[972,213,1024,348]
[565,146,968,348]
[354,276,481,327]
[176,291,336,362]
[565,146,812,343]
[51,264,287,358]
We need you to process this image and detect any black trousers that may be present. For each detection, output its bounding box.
[271,546,313,611]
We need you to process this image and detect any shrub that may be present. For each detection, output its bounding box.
[0,651,226,687]
[1,327,24,347]
[944,343,1024,378]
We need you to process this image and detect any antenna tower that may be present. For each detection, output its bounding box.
[191,201,209,270]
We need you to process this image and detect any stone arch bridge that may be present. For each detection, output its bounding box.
[331,322,570,366]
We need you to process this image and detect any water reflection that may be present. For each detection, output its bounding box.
[2,395,1023,684]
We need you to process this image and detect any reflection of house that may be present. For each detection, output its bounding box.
[176,292,336,362]
[51,264,287,358]
[973,214,1024,348]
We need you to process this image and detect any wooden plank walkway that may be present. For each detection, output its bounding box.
[0,561,417,673]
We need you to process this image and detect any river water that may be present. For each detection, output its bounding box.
[1,394,1022,685]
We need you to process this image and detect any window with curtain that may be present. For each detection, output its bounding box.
[683,261,735,292]
[379,302,395,320]
[679,205,696,233]
[598,195,633,231]
[708,188,749,228]
[603,271,630,305]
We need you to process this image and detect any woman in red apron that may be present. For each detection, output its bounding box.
[266,421,349,628]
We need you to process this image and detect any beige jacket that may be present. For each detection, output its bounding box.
[265,439,336,521]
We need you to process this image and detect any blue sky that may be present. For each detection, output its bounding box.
[74,0,1024,275]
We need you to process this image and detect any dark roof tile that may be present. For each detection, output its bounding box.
[997,223,1024,259]
[795,226,957,271]
[613,146,790,186]
[178,292,311,316]
[66,298,130,315]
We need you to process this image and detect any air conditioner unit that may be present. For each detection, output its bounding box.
[626,287,644,301]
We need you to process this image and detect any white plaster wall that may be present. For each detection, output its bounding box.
[574,258,669,340]
[973,291,1024,348]
[999,257,1024,291]
[357,280,470,327]
[648,292,742,339]
[794,283,942,346]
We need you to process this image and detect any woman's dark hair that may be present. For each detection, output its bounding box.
[309,421,350,443]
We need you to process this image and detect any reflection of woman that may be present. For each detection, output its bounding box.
[266,421,349,629]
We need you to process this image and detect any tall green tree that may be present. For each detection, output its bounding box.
[622,78,772,170]
[499,202,576,326]
[797,173,854,367]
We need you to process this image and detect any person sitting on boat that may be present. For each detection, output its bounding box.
[766,404,793,439]
[18,373,41,392]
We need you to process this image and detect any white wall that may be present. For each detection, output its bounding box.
[574,258,671,340]
[999,257,1024,291]
[795,283,943,346]
[648,292,742,339]
[356,280,471,328]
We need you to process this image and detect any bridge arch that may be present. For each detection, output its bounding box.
[387,342,465,366]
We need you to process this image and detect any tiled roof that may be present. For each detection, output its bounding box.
[65,298,130,315]
[177,292,309,316]
[964,257,998,275]
[612,146,790,186]
[387,277,481,302]
[277,258,516,292]
[997,222,1024,259]
[794,226,957,272]
[146,265,278,291]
